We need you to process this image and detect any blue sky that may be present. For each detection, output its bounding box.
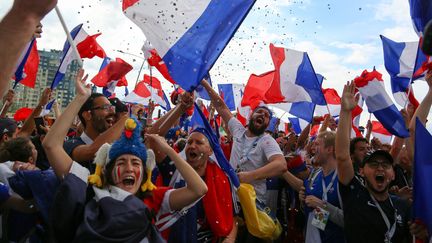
[1,0,431,130]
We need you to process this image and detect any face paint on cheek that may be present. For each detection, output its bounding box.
[112,165,122,184]
[135,166,143,185]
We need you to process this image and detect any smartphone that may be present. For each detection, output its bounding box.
[34,117,46,135]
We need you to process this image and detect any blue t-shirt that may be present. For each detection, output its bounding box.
[304,169,344,243]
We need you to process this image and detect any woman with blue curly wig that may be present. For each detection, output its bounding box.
[42,70,208,242]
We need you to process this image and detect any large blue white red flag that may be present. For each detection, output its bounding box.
[123,0,256,92]
[51,24,106,89]
[217,83,244,111]
[381,35,425,107]
[409,0,432,36]
[413,118,432,238]
[14,38,39,89]
[266,44,326,105]
[354,69,409,138]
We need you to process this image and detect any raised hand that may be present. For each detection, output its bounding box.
[341,81,357,111]
[74,69,90,98]
[38,88,52,106]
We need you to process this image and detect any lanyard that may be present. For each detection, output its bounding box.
[238,134,262,171]
[321,170,338,202]
[369,193,397,243]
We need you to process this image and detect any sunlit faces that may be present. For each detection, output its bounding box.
[248,107,271,136]
[185,132,212,173]
[89,96,116,133]
[110,154,144,194]
[360,156,395,194]
[313,137,331,165]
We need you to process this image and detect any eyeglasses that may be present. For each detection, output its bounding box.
[366,161,392,169]
[90,104,115,111]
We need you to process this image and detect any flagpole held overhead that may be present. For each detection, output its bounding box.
[134,59,145,89]
[55,6,83,67]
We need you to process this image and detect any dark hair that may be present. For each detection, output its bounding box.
[0,137,33,162]
[109,97,128,114]
[350,137,368,155]
[78,93,105,128]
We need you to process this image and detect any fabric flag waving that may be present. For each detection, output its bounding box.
[381,35,425,107]
[143,43,176,84]
[413,118,432,237]
[354,69,409,138]
[266,43,326,106]
[91,57,132,88]
[315,88,341,117]
[51,24,106,89]
[40,99,56,117]
[14,39,39,89]
[123,80,152,105]
[371,121,393,144]
[271,74,324,123]
[142,75,171,110]
[241,71,275,109]
[218,83,244,111]
[409,0,432,35]
[123,0,256,92]
[95,57,130,97]
[124,75,171,110]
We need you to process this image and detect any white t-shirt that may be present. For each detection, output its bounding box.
[228,118,283,202]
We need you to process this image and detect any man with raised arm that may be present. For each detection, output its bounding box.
[200,79,286,204]
[336,81,428,242]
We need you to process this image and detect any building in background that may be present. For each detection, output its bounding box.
[9,49,79,113]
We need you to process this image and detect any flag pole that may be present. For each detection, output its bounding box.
[403,84,413,109]
[0,101,9,117]
[54,6,83,67]
[134,59,145,88]
[326,103,332,116]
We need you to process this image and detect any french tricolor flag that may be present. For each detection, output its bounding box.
[92,57,131,97]
[123,0,255,92]
[315,88,341,117]
[51,24,106,89]
[271,74,324,124]
[354,69,409,138]
[142,75,171,110]
[266,44,326,106]
[371,121,393,144]
[40,99,56,116]
[409,0,432,36]
[124,75,171,110]
[217,83,244,111]
[381,35,425,107]
[14,38,39,89]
